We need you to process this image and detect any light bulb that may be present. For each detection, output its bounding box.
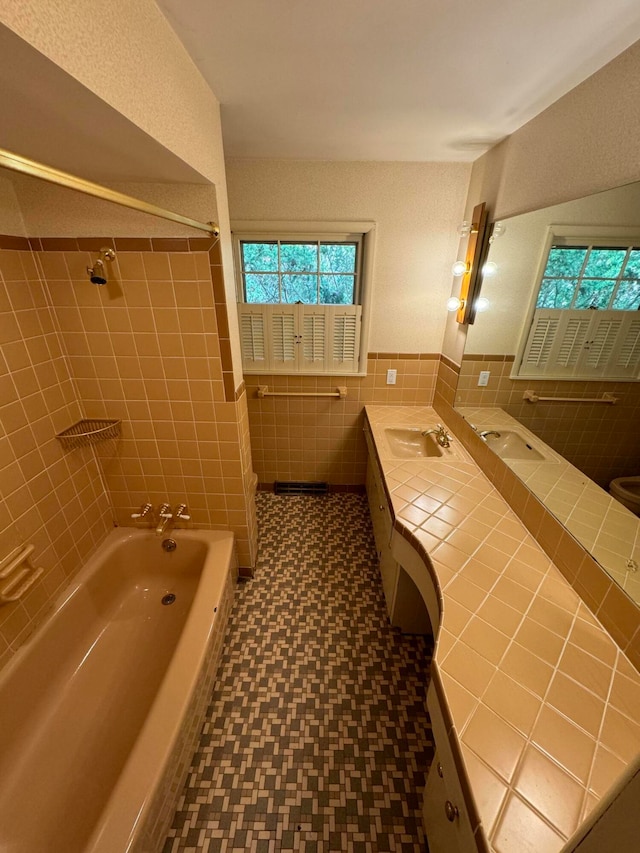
[482,261,498,277]
[452,260,468,277]
[488,222,505,244]
[457,221,472,237]
[447,296,463,312]
[475,296,490,313]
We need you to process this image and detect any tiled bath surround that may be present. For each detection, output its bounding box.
[434,358,640,670]
[0,236,257,670]
[165,493,434,852]
[0,245,113,668]
[245,354,440,486]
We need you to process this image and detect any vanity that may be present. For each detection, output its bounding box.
[364,404,640,853]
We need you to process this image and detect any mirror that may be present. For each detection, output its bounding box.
[455,182,640,604]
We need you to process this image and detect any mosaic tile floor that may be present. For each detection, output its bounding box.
[164,493,433,852]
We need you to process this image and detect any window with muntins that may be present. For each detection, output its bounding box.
[234,227,373,375]
[516,236,640,381]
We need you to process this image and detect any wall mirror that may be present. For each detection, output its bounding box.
[455,181,640,604]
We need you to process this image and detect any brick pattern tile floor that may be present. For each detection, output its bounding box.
[164,493,433,852]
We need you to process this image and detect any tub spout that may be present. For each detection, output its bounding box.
[155,503,174,536]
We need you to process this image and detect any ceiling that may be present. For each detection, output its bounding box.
[157,0,640,162]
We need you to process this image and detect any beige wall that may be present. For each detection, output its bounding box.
[226,158,469,485]
[441,38,640,365]
[7,174,219,239]
[226,159,471,354]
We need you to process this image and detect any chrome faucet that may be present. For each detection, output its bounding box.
[155,503,174,536]
[422,424,452,448]
[155,502,191,536]
[479,430,502,440]
[131,502,155,524]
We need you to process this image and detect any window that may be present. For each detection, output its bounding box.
[536,244,640,311]
[515,233,640,381]
[240,239,359,305]
[233,223,374,375]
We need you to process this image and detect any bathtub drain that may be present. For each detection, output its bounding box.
[161,593,176,606]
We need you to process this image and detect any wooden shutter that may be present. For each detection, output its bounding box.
[237,305,267,371]
[582,315,624,372]
[237,304,362,375]
[301,308,327,371]
[328,305,361,373]
[519,311,561,375]
[612,316,640,378]
[269,306,297,371]
[517,309,640,379]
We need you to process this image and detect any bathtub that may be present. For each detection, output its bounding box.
[0,527,236,853]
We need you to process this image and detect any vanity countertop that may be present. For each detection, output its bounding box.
[456,406,640,602]
[364,404,640,852]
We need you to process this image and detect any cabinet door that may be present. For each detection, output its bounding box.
[423,684,478,853]
[423,751,463,853]
[366,458,398,619]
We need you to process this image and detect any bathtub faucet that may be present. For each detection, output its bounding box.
[156,503,174,536]
[155,503,191,536]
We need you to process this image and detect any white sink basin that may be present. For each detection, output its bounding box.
[482,430,544,461]
[383,428,443,458]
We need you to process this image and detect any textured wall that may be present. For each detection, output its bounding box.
[226,159,471,354]
[468,39,640,220]
[7,174,219,239]
[0,0,224,187]
[0,0,245,387]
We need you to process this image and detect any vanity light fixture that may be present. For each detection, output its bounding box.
[452,260,470,277]
[488,221,505,243]
[447,296,464,312]
[449,202,491,325]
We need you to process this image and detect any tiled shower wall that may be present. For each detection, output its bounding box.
[0,236,257,670]
[457,355,640,489]
[0,245,112,667]
[245,354,440,486]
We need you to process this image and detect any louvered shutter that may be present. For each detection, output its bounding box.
[612,316,640,378]
[517,309,640,379]
[519,311,561,375]
[238,304,362,375]
[269,306,297,371]
[328,305,361,373]
[301,308,327,371]
[581,315,624,373]
[237,305,267,371]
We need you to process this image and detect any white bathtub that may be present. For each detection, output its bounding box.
[0,527,236,853]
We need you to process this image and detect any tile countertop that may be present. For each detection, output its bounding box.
[364,405,640,853]
[457,406,640,601]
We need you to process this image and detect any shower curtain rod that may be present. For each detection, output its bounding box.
[0,147,220,238]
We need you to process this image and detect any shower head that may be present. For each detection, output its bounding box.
[87,247,116,286]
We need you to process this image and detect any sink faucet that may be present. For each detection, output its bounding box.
[422,424,452,448]
[479,430,501,440]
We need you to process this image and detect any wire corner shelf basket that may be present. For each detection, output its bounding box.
[56,418,122,450]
